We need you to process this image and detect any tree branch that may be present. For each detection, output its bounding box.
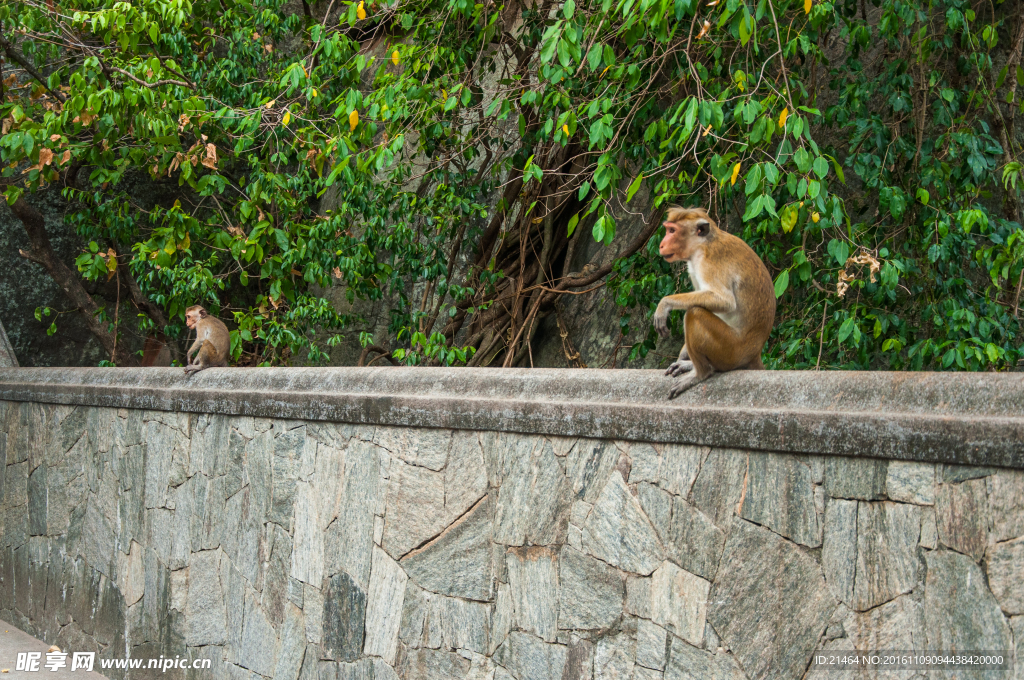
[7,195,138,366]
[0,34,66,102]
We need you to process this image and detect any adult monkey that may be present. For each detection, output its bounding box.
[653,207,775,399]
[183,305,230,375]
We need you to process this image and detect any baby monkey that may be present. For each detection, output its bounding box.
[653,207,775,399]
[184,305,230,375]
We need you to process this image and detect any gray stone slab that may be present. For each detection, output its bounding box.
[557,546,624,631]
[494,438,572,546]
[636,619,668,671]
[709,520,835,680]
[398,647,471,680]
[852,501,920,611]
[493,631,567,680]
[822,498,857,606]
[741,452,821,548]
[1011,616,1023,680]
[186,549,228,646]
[936,478,989,560]
[825,456,888,500]
[274,603,307,680]
[663,636,745,680]
[401,495,496,601]
[688,449,746,530]
[240,591,279,677]
[942,464,997,483]
[565,439,621,504]
[987,537,1024,615]
[291,481,324,586]
[581,472,663,575]
[886,461,936,505]
[325,438,382,588]
[988,470,1024,543]
[650,561,709,647]
[507,546,560,642]
[5,368,1024,469]
[363,545,407,664]
[321,570,366,662]
[925,550,1013,680]
[594,631,635,679]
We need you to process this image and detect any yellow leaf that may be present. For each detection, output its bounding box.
[812,212,820,223]
[311,88,318,98]
[730,162,741,185]
[562,124,569,136]
[778,107,789,128]
[302,65,308,77]
[349,109,359,131]
[392,50,400,65]
[283,111,291,126]
[357,1,366,19]
[804,0,812,13]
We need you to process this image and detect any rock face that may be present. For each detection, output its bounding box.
[0,399,1019,680]
[708,520,835,680]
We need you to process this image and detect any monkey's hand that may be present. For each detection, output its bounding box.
[665,360,693,377]
[653,302,670,338]
[668,374,699,400]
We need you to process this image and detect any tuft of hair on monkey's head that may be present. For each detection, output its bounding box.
[664,206,716,238]
[185,305,209,318]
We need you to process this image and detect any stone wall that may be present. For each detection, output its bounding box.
[0,369,1022,680]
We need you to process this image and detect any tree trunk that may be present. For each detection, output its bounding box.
[8,196,139,366]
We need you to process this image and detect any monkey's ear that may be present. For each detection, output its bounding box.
[695,219,710,237]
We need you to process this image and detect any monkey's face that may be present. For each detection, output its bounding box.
[185,311,200,330]
[659,217,709,262]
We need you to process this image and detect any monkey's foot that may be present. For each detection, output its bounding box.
[183,365,199,375]
[668,374,700,400]
[665,360,694,377]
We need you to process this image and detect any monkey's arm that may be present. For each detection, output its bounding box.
[186,338,203,363]
[653,290,735,337]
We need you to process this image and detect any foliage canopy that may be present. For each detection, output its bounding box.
[3,0,1023,369]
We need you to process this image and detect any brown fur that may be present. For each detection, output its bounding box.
[184,305,230,375]
[653,207,775,398]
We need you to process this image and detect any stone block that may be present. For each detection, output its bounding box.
[494,438,571,547]
[936,478,988,560]
[291,481,325,586]
[925,550,1012,680]
[650,561,709,647]
[398,647,471,680]
[886,461,936,505]
[364,545,408,664]
[594,632,635,680]
[663,636,745,680]
[987,537,1024,615]
[636,619,667,671]
[824,456,887,500]
[821,498,857,606]
[324,438,381,589]
[582,472,663,575]
[688,449,746,530]
[709,520,834,680]
[852,501,920,611]
[492,632,567,680]
[186,549,228,646]
[565,439,621,504]
[322,570,366,662]
[240,592,279,677]
[988,470,1024,543]
[270,425,304,527]
[401,495,495,601]
[557,546,624,631]
[507,546,560,641]
[741,452,821,548]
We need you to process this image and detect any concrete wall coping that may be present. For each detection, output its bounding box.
[0,367,1021,468]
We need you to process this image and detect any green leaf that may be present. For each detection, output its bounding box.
[592,215,606,243]
[567,212,580,237]
[564,0,575,18]
[773,269,790,298]
[837,317,855,343]
[626,173,643,203]
[916,188,930,205]
[813,157,829,179]
[579,181,591,201]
